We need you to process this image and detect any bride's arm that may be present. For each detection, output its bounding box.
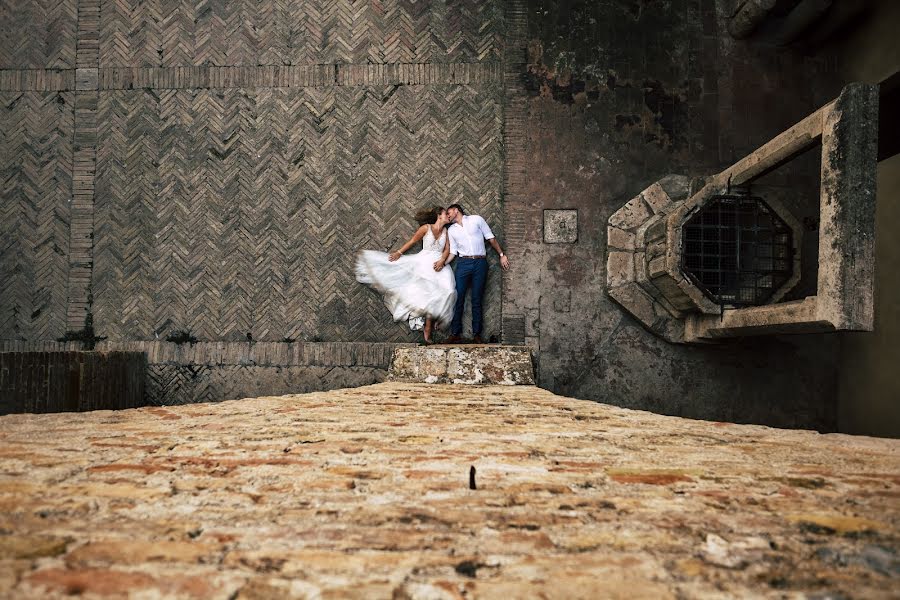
[443,240,454,264]
[434,231,453,271]
[389,225,428,261]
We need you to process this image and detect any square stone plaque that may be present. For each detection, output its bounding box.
[544,209,578,243]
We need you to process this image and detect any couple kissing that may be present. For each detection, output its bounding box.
[354,204,510,344]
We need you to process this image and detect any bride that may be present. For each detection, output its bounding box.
[354,206,456,344]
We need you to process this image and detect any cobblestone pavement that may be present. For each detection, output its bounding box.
[1,383,897,598]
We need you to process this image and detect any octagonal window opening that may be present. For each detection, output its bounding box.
[681,192,794,308]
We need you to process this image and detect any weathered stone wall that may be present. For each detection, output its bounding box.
[501,0,844,430]
[0,1,506,403]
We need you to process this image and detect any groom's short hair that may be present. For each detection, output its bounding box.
[448,203,465,215]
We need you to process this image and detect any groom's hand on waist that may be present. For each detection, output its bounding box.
[433,259,445,271]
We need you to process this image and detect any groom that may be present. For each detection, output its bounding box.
[442,204,510,344]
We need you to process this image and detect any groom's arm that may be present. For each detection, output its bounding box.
[487,238,510,271]
[478,216,510,271]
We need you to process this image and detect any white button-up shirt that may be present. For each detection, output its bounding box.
[447,214,494,257]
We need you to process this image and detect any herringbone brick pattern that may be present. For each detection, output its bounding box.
[92,83,502,343]
[0,92,74,340]
[2,0,507,368]
[145,364,385,405]
[99,0,502,68]
[0,0,78,69]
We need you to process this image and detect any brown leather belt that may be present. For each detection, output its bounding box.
[458,255,486,259]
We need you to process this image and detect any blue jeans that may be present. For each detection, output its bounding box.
[451,258,488,336]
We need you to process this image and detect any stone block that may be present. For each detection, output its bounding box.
[646,240,666,261]
[647,255,667,278]
[609,283,658,331]
[656,174,692,202]
[607,226,635,251]
[543,209,578,243]
[608,195,652,231]
[389,345,535,385]
[606,251,635,288]
[641,183,673,214]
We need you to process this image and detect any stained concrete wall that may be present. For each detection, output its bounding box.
[833,0,900,438]
[502,0,845,430]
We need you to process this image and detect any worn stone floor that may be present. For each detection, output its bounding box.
[0,383,897,599]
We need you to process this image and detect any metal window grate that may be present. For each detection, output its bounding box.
[681,194,793,307]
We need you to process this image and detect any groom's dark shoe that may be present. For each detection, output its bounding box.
[472,335,484,345]
[446,334,462,344]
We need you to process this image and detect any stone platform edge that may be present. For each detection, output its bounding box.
[388,345,535,385]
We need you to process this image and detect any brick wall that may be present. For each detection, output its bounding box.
[0,0,507,404]
[0,351,145,415]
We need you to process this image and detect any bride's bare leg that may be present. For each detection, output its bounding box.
[424,318,433,343]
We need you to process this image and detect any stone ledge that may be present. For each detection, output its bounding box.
[0,341,411,369]
[388,345,535,385]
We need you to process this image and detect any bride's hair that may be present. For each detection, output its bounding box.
[414,206,445,226]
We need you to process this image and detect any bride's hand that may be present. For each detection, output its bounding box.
[388,251,401,262]
[433,259,445,271]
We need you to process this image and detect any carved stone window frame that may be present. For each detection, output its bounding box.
[607,84,879,343]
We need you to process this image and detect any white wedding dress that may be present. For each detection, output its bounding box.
[355,227,457,331]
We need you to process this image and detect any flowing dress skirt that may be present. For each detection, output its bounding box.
[355,249,457,330]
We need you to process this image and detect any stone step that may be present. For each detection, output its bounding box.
[388,344,535,385]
